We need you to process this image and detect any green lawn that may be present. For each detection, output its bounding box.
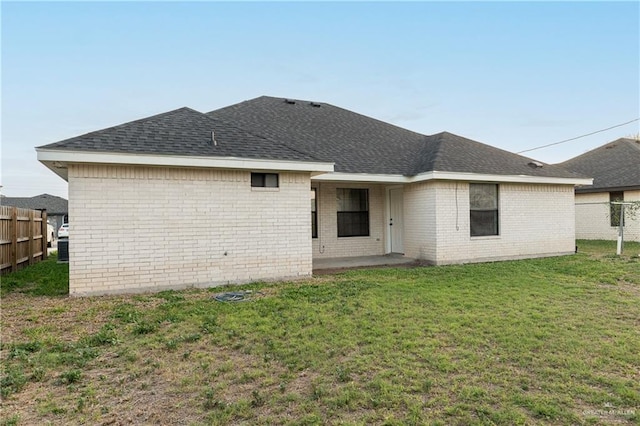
[1,241,638,425]
[0,253,68,297]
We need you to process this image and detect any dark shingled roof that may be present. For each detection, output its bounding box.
[38,107,323,163]
[558,138,640,192]
[1,194,68,214]
[411,131,582,177]
[208,96,582,178]
[208,96,427,175]
[39,96,585,179]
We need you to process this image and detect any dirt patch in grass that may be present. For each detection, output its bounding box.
[1,293,164,344]
[1,288,323,425]
[2,243,639,425]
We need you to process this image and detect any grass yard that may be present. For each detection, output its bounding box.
[1,241,639,425]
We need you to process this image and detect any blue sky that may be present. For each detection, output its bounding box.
[2,1,638,198]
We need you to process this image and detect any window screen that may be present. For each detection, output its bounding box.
[610,191,624,227]
[251,173,279,188]
[337,188,369,237]
[311,188,318,238]
[470,183,499,237]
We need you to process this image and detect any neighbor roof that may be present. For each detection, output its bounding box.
[207,96,582,178]
[38,96,585,180]
[558,138,640,192]
[1,194,68,214]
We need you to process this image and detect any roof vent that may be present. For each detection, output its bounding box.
[210,130,217,146]
[284,99,296,105]
[309,102,321,108]
[528,161,544,168]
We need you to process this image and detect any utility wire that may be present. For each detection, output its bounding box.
[517,117,640,154]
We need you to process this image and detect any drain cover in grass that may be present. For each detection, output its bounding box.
[213,291,250,302]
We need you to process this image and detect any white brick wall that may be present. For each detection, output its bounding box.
[403,181,437,260]
[403,181,577,264]
[311,182,385,258]
[65,164,584,295]
[575,190,640,242]
[68,165,312,296]
[311,180,578,264]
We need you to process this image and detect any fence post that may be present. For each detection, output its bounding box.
[28,209,34,266]
[42,210,48,260]
[11,207,17,273]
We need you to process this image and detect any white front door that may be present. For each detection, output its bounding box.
[389,188,404,253]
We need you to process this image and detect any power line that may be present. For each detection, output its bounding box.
[517,117,640,154]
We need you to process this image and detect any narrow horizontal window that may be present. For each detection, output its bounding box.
[251,173,279,188]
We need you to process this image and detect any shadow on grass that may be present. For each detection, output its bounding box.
[0,253,69,297]
[577,239,640,257]
[0,240,636,299]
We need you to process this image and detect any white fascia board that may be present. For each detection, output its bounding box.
[312,170,592,186]
[311,172,408,183]
[425,171,593,186]
[36,149,335,173]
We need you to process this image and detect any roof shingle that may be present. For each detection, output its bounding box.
[38,96,587,180]
[208,96,583,178]
[1,194,68,214]
[558,138,640,192]
[38,107,323,163]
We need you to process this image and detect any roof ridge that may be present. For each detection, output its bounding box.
[201,112,326,163]
[207,97,582,178]
[623,138,640,152]
[226,95,429,139]
[406,134,439,175]
[559,137,640,166]
[36,107,198,149]
[206,96,273,115]
[430,130,549,164]
[317,100,429,139]
[428,132,448,170]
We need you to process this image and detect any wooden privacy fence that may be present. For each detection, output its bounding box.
[0,205,48,275]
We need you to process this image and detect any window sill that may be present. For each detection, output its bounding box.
[251,187,280,192]
[470,235,501,240]
[337,235,371,239]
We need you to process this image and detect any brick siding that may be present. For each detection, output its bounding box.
[311,182,385,258]
[67,165,312,296]
[67,165,583,295]
[575,190,640,242]
[404,181,577,264]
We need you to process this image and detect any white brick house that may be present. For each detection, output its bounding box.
[559,138,640,242]
[38,97,591,296]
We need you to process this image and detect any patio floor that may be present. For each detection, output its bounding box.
[312,253,418,273]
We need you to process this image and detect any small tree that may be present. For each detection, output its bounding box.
[609,201,640,255]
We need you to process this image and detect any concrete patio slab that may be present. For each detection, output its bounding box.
[313,253,418,274]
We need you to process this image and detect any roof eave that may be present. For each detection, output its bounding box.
[36,148,335,181]
[312,171,593,186]
[575,184,640,194]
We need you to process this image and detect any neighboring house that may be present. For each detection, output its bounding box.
[37,96,591,296]
[0,193,69,238]
[559,138,640,242]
